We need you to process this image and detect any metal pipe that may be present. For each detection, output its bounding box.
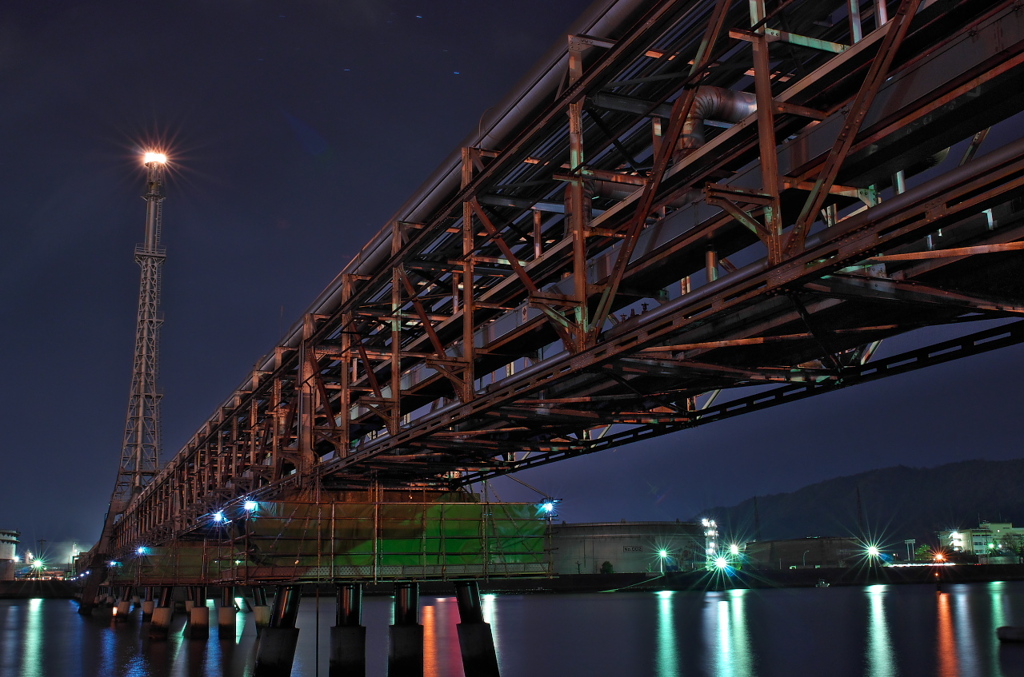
[679,87,758,152]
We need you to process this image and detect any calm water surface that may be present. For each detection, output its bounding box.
[3,582,1024,676]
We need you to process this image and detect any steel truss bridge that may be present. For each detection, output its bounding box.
[106,0,1024,563]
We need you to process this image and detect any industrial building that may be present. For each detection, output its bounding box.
[742,537,863,570]
[0,530,19,581]
[939,522,1024,556]
[549,521,707,574]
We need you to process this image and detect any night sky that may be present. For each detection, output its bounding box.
[2,0,1022,563]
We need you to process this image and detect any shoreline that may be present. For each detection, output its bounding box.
[8,563,1024,601]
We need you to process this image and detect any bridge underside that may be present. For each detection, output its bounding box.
[104,0,1024,565]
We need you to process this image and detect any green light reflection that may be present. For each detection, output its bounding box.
[989,581,1006,629]
[656,591,678,677]
[727,589,753,677]
[865,585,896,677]
[700,589,754,677]
[989,581,1006,674]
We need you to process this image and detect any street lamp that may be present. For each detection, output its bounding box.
[658,549,669,574]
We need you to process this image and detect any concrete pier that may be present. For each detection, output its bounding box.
[388,582,423,677]
[454,581,500,677]
[252,585,271,635]
[148,587,174,640]
[218,586,237,640]
[253,584,302,677]
[141,587,154,622]
[330,582,366,677]
[188,587,209,640]
[114,586,131,621]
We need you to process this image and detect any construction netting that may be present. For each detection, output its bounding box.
[113,497,549,584]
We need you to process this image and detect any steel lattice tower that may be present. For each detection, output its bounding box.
[113,152,167,504]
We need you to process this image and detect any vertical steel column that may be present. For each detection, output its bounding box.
[750,0,784,265]
[330,582,366,677]
[297,313,317,476]
[454,581,500,677]
[567,37,589,346]
[254,585,302,677]
[339,275,354,456]
[705,245,718,283]
[390,223,404,431]
[460,148,477,401]
[388,582,423,677]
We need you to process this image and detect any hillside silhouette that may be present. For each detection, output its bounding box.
[700,459,1024,547]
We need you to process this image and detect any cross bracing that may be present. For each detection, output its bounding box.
[110,0,1024,556]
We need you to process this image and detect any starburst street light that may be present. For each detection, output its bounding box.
[658,549,669,574]
[143,151,167,165]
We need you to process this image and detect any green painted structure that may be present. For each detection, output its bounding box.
[111,495,548,585]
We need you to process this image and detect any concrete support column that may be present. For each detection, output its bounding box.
[218,586,237,640]
[188,586,210,640]
[252,585,271,635]
[141,586,155,622]
[330,582,366,677]
[114,586,131,621]
[388,582,423,677]
[149,586,174,640]
[253,584,302,677]
[454,581,500,677]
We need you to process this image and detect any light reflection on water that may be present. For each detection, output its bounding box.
[3,582,1024,676]
[656,590,678,675]
[21,598,41,677]
[866,584,897,677]
[936,592,959,677]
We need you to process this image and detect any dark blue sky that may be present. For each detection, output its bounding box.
[2,0,1021,561]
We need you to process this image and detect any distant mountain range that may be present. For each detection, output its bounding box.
[699,459,1024,546]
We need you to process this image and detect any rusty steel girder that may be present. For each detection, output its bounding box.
[110,0,1024,555]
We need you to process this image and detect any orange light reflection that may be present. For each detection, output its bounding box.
[937,592,959,677]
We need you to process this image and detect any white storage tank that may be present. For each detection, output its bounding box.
[550,521,705,574]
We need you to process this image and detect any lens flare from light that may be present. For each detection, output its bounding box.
[143,152,167,165]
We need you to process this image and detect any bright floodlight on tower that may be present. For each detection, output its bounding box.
[143,151,167,165]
